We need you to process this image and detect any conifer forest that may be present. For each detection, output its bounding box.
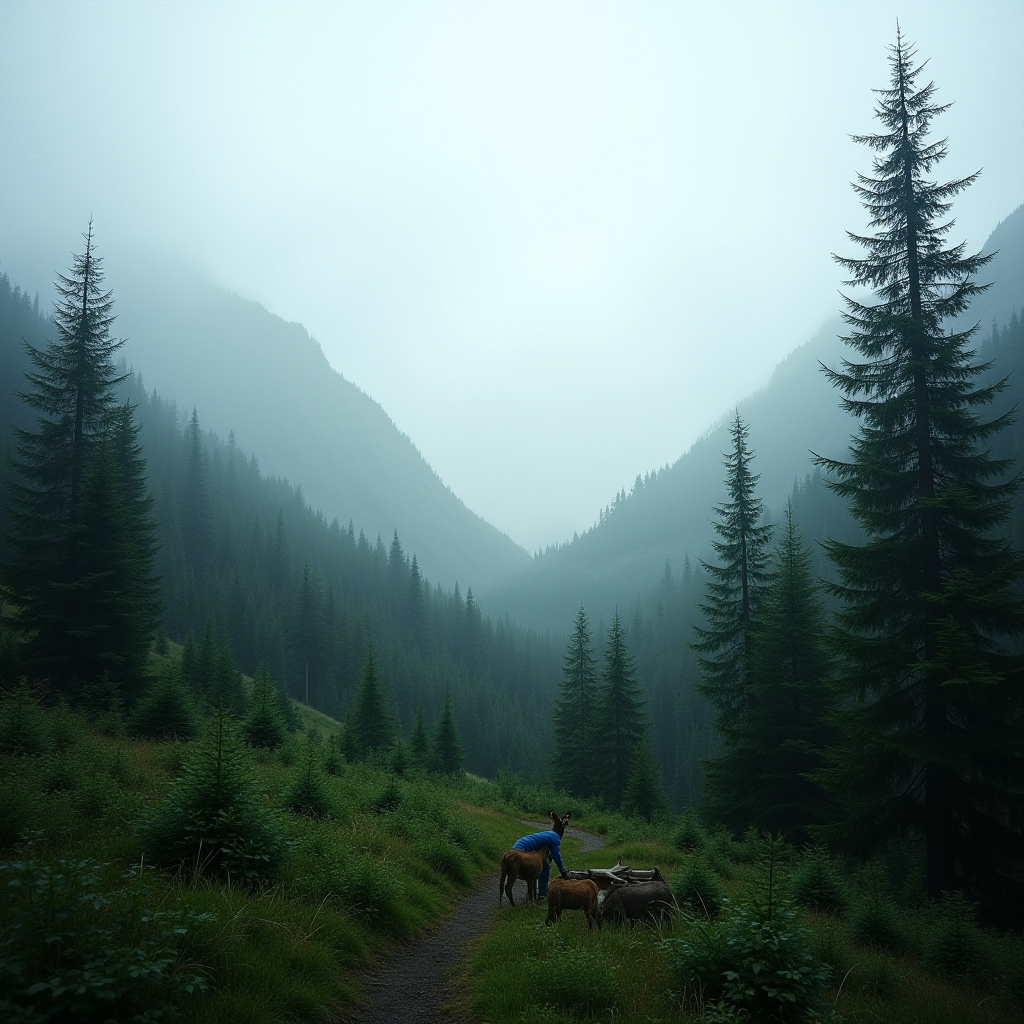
[0,16,1022,1024]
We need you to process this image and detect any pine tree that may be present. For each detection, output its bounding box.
[344,644,395,761]
[132,660,198,740]
[242,660,286,749]
[816,30,1024,908]
[552,605,598,796]
[1,223,132,691]
[103,404,160,695]
[433,687,464,776]
[406,553,427,649]
[714,505,835,838]
[181,408,210,573]
[140,705,285,881]
[292,561,323,703]
[622,737,667,822]
[409,702,431,770]
[692,414,774,751]
[592,611,646,808]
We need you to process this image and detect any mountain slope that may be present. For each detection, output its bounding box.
[109,266,529,591]
[486,203,1024,632]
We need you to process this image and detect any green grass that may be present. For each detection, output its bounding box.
[0,687,528,1023]
[4,684,1023,1024]
[462,821,1024,1024]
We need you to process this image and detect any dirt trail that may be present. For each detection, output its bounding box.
[343,823,605,1023]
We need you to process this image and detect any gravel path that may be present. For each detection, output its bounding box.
[342,823,605,1023]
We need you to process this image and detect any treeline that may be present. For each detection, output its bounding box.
[0,245,558,778]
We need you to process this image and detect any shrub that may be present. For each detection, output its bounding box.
[323,734,343,776]
[664,902,831,1023]
[0,856,211,1022]
[0,782,35,850]
[673,855,725,918]
[926,890,993,982]
[0,680,49,756]
[371,776,403,815]
[42,748,81,793]
[293,832,405,930]
[242,662,287,750]
[132,662,198,741]
[666,834,831,1023]
[78,673,127,736]
[673,809,707,853]
[706,827,741,866]
[139,707,286,882]
[48,699,84,751]
[283,743,332,818]
[418,838,471,884]
[850,864,905,952]
[791,847,848,915]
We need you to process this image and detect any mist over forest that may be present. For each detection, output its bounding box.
[0,6,1022,1024]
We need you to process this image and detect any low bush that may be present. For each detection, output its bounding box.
[0,775,35,850]
[139,708,287,882]
[293,832,406,931]
[673,809,707,853]
[664,901,832,1022]
[0,855,211,1023]
[673,854,725,918]
[0,680,49,756]
[926,890,993,982]
[791,847,848,915]
[283,743,332,818]
[849,865,906,953]
[132,662,198,741]
[242,662,287,750]
[418,837,471,884]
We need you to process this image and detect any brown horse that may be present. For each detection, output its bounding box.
[498,811,570,906]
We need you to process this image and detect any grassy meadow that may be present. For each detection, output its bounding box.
[462,814,1024,1024]
[2,667,1023,1024]
[0,661,537,1023]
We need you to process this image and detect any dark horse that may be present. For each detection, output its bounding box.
[498,810,570,906]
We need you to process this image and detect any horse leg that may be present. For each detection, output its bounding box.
[504,864,518,907]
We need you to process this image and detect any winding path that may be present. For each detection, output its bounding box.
[342,822,605,1023]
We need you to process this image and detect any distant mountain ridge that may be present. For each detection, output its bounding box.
[484,203,1024,631]
[109,267,529,592]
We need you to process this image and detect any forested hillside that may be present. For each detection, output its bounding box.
[0,271,555,777]
[487,204,1024,634]
[110,267,530,592]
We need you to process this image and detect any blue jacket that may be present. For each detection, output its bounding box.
[512,830,566,874]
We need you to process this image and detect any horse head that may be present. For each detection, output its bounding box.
[548,810,571,836]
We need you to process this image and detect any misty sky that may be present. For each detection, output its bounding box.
[2,2,1022,553]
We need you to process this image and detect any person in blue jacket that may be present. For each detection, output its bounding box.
[512,827,568,898]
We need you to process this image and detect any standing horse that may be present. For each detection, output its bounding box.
[498,811,570,906]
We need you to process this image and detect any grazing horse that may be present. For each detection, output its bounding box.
[498,811,569,906]
[545,877,601,930]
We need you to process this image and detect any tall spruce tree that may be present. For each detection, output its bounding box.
[817,31,1024,909]
[344,643,395,761]
[714,505,835,838]
[409,702,431,769]
[592,611,647,808]
[692,414,773,768]
[552,605,598,796]
[181,408,209,573]
[0,223,148,693]
[432,687,464,776]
